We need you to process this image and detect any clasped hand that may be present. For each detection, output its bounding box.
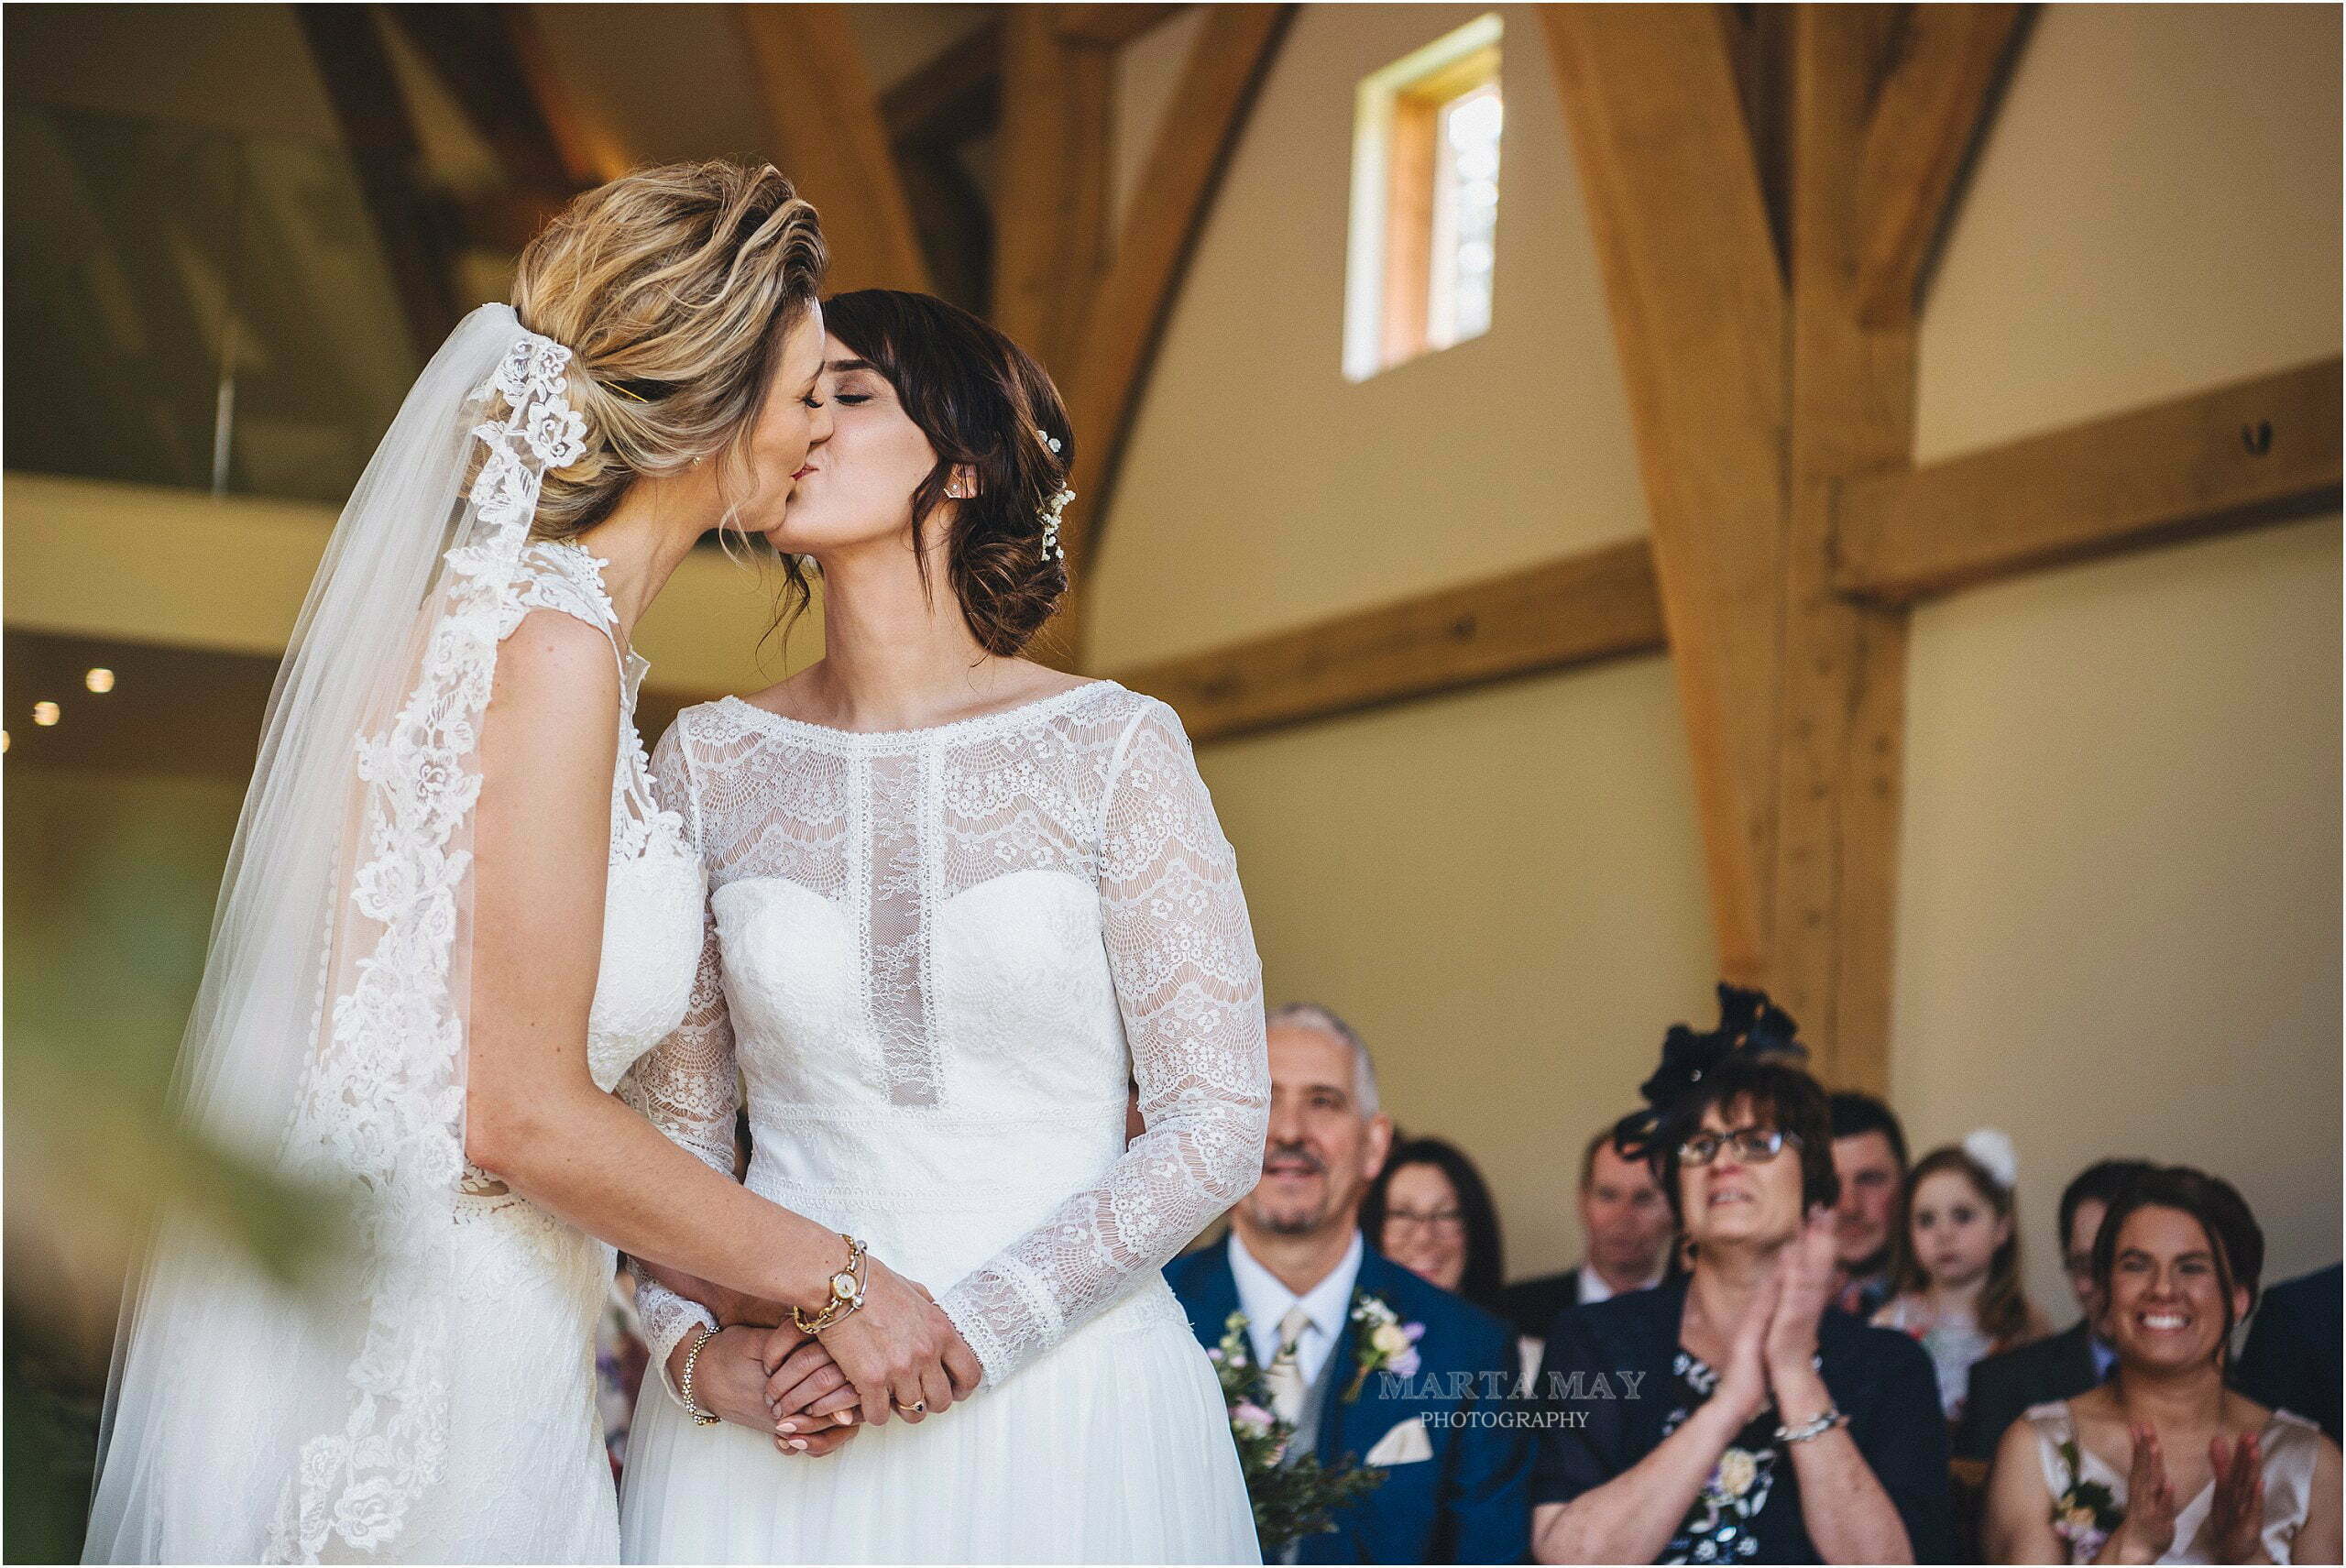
[670,1255,982,1458]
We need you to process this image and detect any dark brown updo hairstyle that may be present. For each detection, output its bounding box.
[795,289,1074,657]
[2090,1164,2264,1369]
[509,161,828,539]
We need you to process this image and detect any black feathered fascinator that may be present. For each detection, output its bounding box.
[1611,983,1806,1162]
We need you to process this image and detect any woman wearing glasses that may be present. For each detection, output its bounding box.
[1364,1135,1509,1311]
[1529,990,1956,1563]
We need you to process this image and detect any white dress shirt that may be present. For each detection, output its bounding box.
[1574,1261,1662,1305]
[1230,1228,1364,1391]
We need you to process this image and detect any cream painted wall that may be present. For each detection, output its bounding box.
[1200,656,1718,1280]
[1089,3,1649,672]
[1092,3,2341,1295]
[1917,3,2343,461]
[1893,518,2341,1320]
[1902,2,2342,1316]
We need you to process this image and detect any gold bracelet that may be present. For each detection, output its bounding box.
[791,1234,869,1335]
[678,1323,722,1427]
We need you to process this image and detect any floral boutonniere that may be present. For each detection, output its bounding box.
[1210,1310,1383,1556]
[1343,1292,1426,1401]
[2049,1440,2122,1561]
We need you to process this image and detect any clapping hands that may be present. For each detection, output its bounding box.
[1714,1207,1838,1427]
[2101,1425,2266,1564]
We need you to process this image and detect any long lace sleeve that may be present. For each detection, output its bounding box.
[616,718,739,1401]
[937,698,1269,1388]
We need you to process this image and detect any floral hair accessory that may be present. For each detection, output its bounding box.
[1963,1126,2019,1191]
[1039,486,1074,563]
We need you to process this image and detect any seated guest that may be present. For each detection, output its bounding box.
[1530,991,1954,1563]
[1166,1003,1530,1564]
[1956,1159,2157,1465]
[1983,1166,2341,1563]
[1829,1091,1909,1319]
[2237,1262,2343,1443]
[1873,1133,2051,1423]
[1364,1135,1508,1313]
[1497,1126,1675,1341]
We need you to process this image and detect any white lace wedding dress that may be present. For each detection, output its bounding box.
[616,681,1266,1564]
[414,537,705,1562]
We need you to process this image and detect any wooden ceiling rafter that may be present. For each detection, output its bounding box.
[1114,539,1667,745]
[1041,3,1297,661]
[1054,5,1194,48]
[1542,4,1791,988]
[994,7,1117,377]
[1837,355,2344,605]
[1078,4,2329,1090]
[294,3,464,360]
[737,4,935,298]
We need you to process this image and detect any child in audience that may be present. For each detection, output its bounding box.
[1875,1131,2051,1421]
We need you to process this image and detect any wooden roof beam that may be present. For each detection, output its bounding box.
[1047,3,1294,656]
[1851,3,2027,328]
[1542,4,1791,986]
[736,4,934,297]
[1111,539,1667,745]
[295,4,462,360]
[1054,5,1191,48]
[1836,356,2344,605]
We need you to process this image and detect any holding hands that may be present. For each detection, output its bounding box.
[654,1250,982,1459]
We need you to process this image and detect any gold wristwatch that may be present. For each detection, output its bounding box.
[791,1234,869,1334]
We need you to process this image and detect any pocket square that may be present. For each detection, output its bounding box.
[1363,1415,1433,1466]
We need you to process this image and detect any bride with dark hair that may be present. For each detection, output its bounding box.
[616,291,1266,1563]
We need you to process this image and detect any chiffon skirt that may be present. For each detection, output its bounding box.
[618,1278,1258,1564]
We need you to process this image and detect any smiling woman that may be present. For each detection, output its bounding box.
[1982,1168,2342,1564]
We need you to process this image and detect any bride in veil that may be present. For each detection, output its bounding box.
[83,162,977,1564]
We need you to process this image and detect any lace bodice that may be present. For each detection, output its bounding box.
[619,680,1270,1392]
[493,540,702,1091]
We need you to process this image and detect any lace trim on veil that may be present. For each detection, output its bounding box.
[263,334,587,1563]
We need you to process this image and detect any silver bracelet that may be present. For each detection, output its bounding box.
[1775,1407,1849,1445]
[678,1323,722,1428]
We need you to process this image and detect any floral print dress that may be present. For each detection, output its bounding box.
[1656,1350,1796,1563]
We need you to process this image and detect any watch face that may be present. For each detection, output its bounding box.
[831,1270,858,1301]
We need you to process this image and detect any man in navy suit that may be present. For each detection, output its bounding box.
[1167,1003,1530,1564]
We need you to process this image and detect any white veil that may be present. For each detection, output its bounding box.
[84,304,592,1563]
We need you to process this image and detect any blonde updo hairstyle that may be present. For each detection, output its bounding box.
[510,160,828,539]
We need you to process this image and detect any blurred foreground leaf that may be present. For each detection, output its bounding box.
[5,1044,345,1563]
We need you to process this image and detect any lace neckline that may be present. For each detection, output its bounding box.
[718,678,1123,750]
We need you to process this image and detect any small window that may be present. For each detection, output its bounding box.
[1343,15,1504,382]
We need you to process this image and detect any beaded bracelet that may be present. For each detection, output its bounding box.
[1776,1407,1850,1445]
[678,1323,722,1428]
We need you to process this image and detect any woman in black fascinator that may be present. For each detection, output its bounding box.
[1528,985,1956,1564]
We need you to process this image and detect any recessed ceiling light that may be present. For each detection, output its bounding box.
[31,702,60,727]
[85,668,115,693]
